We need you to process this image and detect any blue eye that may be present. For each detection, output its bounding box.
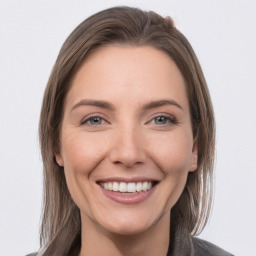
[154,116,169,125]
[82,116,104,126]
[151,115,177,126]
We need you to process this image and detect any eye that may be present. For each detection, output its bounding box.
[147,114,178,126]
[81,116,106,126]
[154,116,171,125]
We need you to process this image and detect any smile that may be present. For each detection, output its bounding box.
[97,179,158,204]
[99,181,153,193]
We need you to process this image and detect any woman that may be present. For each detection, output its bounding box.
[28,6,233,256]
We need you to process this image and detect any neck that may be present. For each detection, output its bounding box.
[79,212,170,256]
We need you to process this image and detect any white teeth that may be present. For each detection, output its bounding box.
[143,181,149,191]
[136,182,142,192]
[112,182,119,192]
[100,181,153,193]
[127,182,136,192]
[119,182,127,192]
[108,182,112,191]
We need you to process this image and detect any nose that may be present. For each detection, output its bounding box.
[109,125,147,168]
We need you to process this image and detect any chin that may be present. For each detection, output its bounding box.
[98,211,161,236]
[106,222,151,236]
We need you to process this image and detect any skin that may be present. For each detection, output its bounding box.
[55,45,198,256]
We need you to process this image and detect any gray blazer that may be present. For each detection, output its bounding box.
[26,237,234,256]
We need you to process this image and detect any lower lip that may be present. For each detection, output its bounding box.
[98,185,157,205]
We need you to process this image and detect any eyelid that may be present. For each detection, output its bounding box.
[80,113,109,125]
[79,112,179,126]
[146,113,179,125]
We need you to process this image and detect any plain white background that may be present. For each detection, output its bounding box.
[0,0,255,255]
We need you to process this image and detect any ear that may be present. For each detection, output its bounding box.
[189,138,198,172]
[54,149,64,167]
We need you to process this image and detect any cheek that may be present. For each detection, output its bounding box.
[148,133,193,210]
[61,131,108,174]
[148,132,194,174]
[60,131,109,210]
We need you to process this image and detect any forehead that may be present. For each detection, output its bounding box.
[65,45,188,110]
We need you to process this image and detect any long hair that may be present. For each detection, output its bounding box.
[38,6,215,255]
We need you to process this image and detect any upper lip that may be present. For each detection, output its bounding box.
[96,177,159,183]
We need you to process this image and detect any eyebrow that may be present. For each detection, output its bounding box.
[142,99,183,111]
[71,99,183,112]
[71,99,115,111]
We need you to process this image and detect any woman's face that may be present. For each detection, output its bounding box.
[56,45,197,236]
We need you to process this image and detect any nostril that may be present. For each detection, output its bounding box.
[113,160,144,168]
[108,135,147,167]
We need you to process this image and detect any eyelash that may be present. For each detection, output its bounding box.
[81,113,178,127]
[81,115,108,126]
[147,114,179,126]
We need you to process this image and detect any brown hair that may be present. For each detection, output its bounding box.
[38,6,215,255]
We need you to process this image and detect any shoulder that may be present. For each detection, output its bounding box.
[192,237,234,256]
[25,253,37,256]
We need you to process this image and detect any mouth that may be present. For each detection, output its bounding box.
[99,181,156,193]
[96,179,158,204]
